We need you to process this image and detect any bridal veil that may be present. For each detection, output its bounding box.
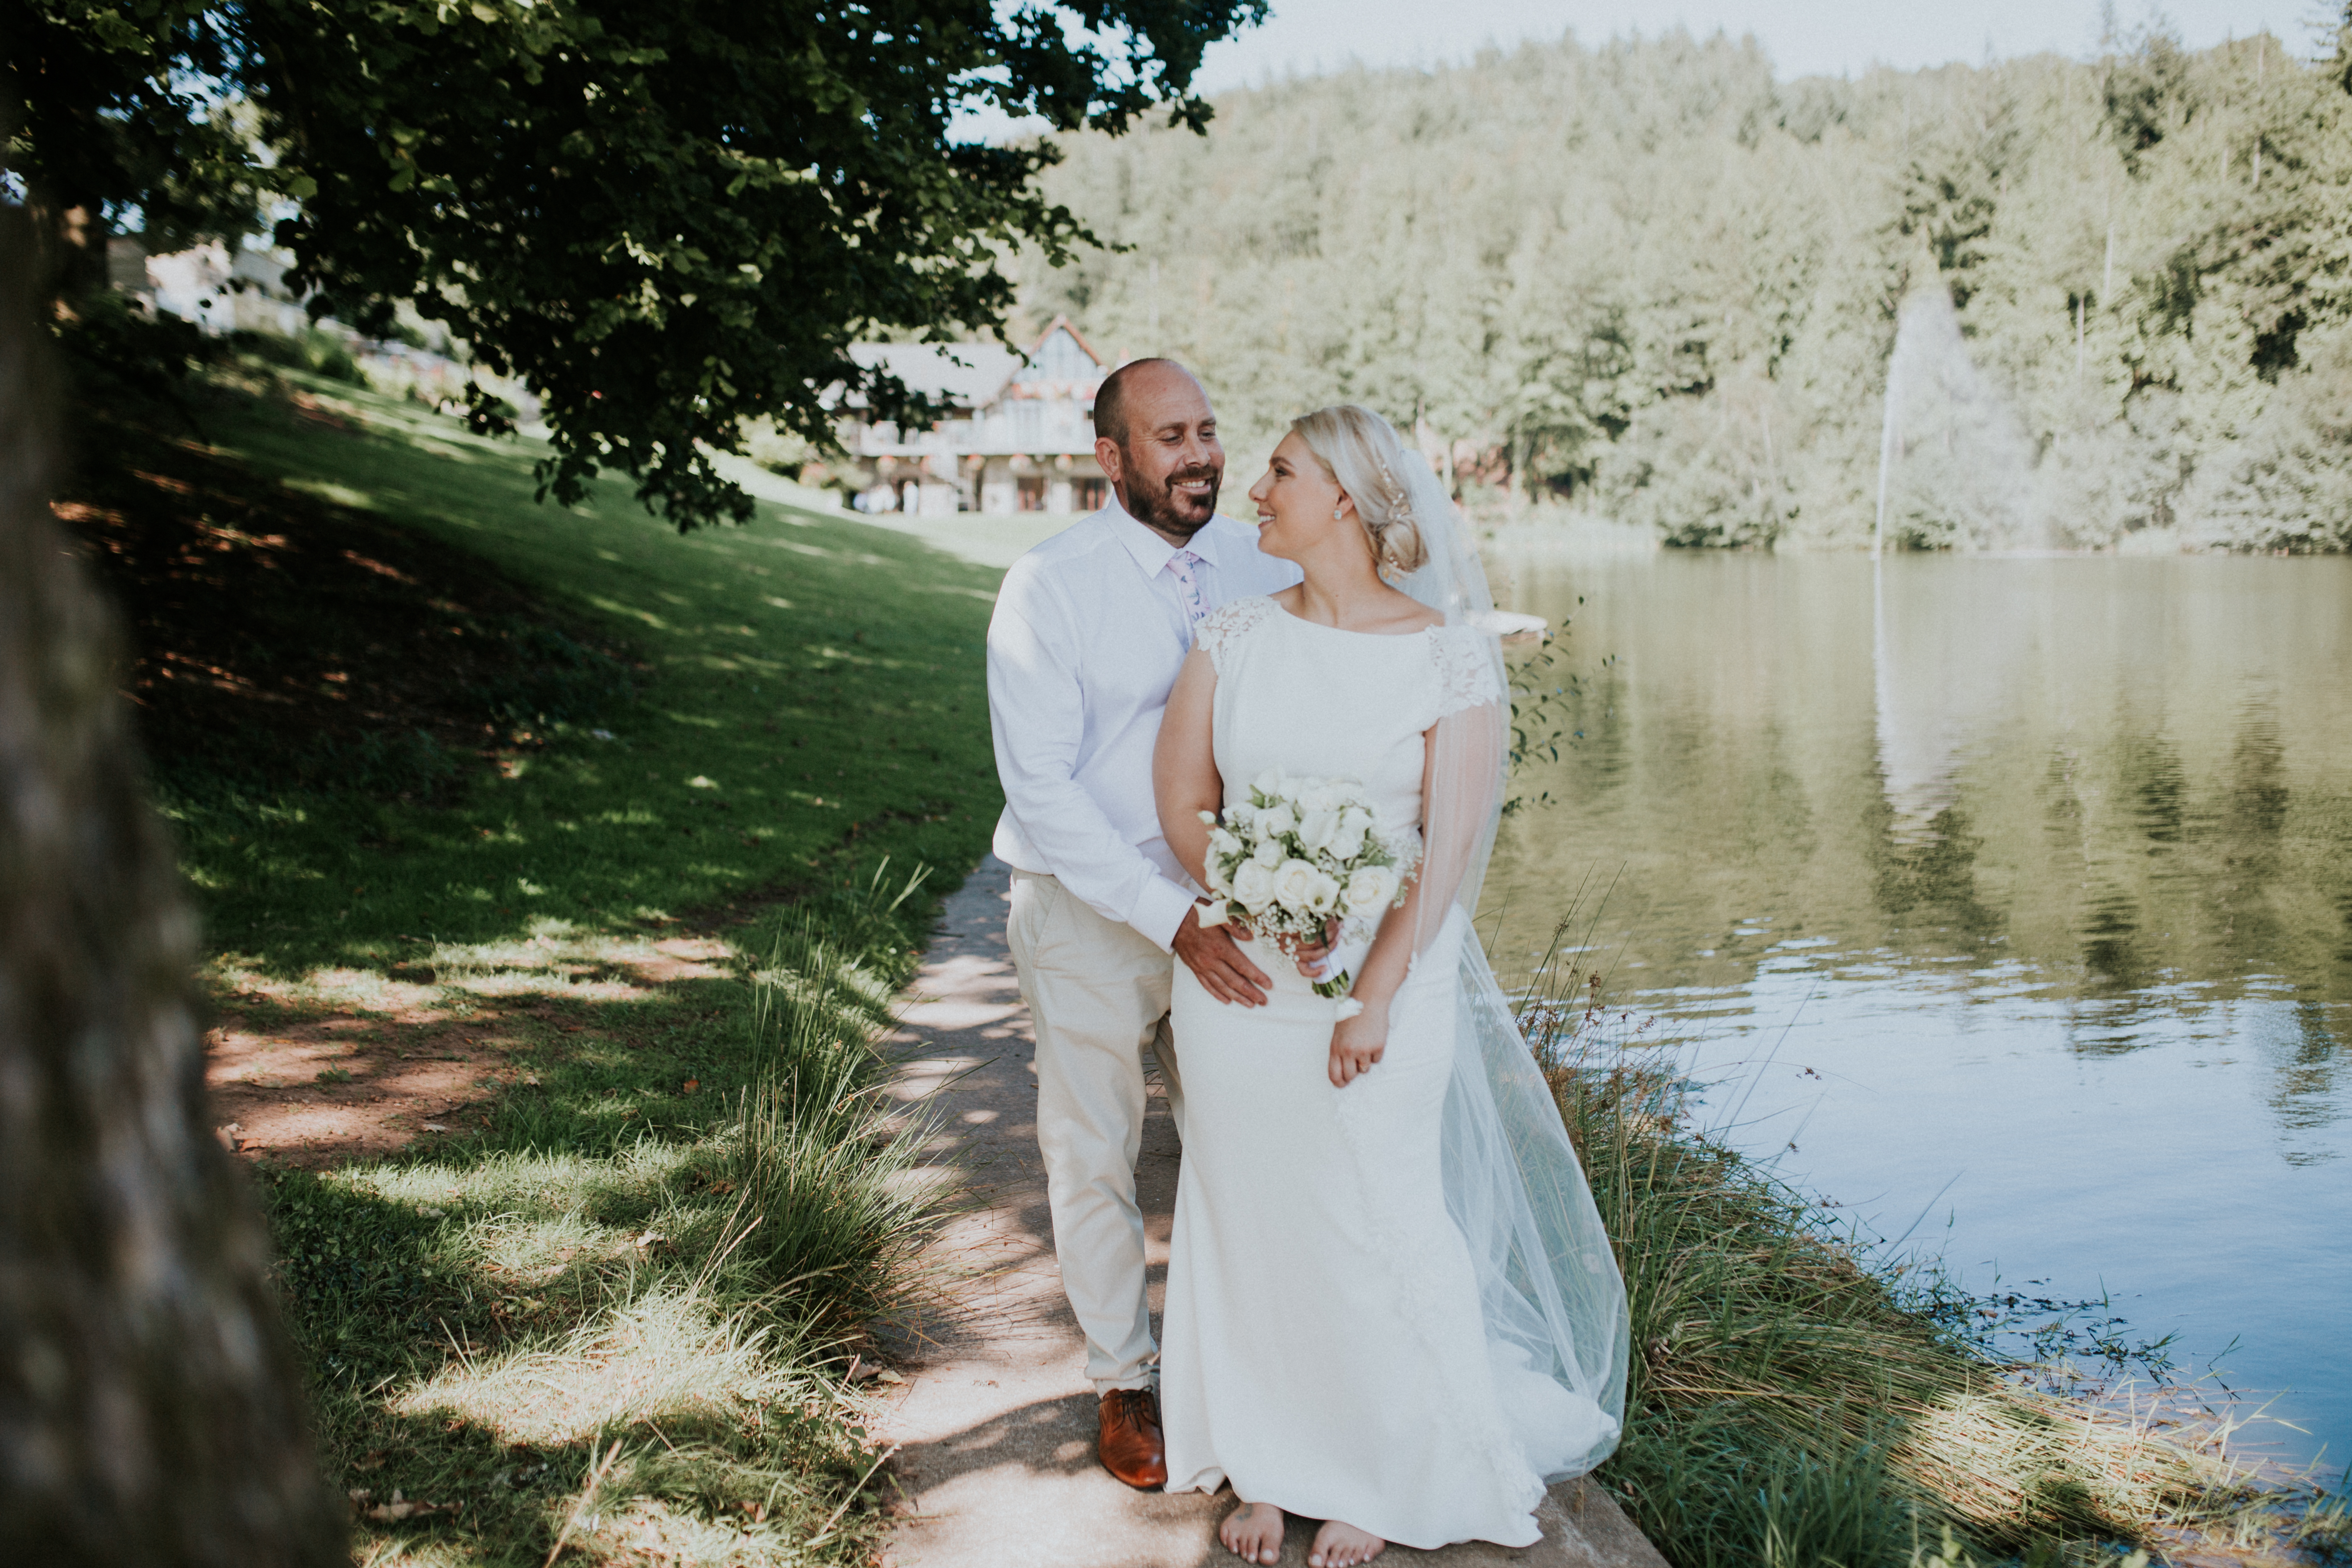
[1390,445,1630,1480]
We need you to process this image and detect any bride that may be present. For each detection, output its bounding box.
[1151,406,1630,1566]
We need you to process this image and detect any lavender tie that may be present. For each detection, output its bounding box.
[1165,548,1209,637]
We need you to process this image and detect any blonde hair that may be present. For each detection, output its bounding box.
[1288,404,1431,576]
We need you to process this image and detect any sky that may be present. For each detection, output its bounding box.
[1189,0,2325,90]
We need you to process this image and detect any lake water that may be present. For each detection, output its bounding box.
[1485,552,2352,1474]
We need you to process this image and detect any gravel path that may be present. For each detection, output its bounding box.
[873,857,1666,1568]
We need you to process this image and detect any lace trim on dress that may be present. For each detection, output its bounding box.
[1430,625,1503,716]
[1194,594,1280,671]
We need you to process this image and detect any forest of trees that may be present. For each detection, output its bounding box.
[1015,22,2352,552]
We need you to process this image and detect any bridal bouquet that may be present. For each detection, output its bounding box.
[1195,769,1414,1008]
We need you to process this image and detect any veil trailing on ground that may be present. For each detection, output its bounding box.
[1392,451,1630,1480]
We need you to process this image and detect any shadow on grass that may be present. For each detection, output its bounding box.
[249,868,954,1565]
[60,362,1006,982]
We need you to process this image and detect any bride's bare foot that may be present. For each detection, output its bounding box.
[1307,1518,1385,1568]
[1220,1500,1286,1564]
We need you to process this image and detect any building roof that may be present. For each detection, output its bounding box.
[846,341,1025,409]
[845,319,1107,411]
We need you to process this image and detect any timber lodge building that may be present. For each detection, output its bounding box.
[834,317,1113,518]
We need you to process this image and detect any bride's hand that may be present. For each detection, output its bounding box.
[1329,994,1389,1087]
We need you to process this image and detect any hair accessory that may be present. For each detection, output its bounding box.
[1374,459,1414,522]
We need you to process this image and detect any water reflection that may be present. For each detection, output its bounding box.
[1486,552,2352,1466]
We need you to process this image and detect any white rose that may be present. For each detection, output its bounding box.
[1345,865,1401,915]
[1298,808,1340,851]
[1297,782,1341,814]
[1260,803,1297,838]
[1272,857,1322,913]
[1329,822,1368,863]
[1252,767,1287,798]
[1208,827,1243,858]
[1232,858,1278,911]
[1252,836,1286,868]
[1341,805,1375,834]
[1304,869,1343,915]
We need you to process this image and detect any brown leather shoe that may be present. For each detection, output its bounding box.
[1098,1387,1169,1490]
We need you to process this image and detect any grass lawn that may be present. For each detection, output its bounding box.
[59,362,1017,1566]
[109,374,1005,975]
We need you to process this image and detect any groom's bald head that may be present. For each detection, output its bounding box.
[1094,357,1203,446]
[1092,358,1223,542]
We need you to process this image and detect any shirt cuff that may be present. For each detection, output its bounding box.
[1133,876,1199,954]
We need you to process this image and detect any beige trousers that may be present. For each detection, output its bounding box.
[1005,869,1186,1394]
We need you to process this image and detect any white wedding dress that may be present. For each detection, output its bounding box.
[1161,592,1623,1550]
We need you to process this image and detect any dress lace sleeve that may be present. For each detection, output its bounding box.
[1194,595,1279,672]
[1430,625,1503,716]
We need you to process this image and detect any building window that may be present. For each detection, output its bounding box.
[1017,476,1046,512]
[1075,478,1107,512]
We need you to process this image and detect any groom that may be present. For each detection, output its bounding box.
[986,359,1299,1488]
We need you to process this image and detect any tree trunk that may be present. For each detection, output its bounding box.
[0,208,347,1566]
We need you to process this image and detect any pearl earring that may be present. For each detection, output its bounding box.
[1333,507,1343,521]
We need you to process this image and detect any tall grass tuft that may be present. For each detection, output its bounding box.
[723,900,940,1332]
[1518,963,2270,1566]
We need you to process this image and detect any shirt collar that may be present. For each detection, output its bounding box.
[1104,495,1228,576]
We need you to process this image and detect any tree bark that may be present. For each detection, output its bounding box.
[0,207,347,1566]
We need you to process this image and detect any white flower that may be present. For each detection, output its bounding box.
[1329,821,1367,862]
[1260,803,1297,838]
[1298,808,1340,851]
[1272,857,1322,913]
[1204,854,1233,895]
[1208,828,1243,858]
[1196,810,1219,826]
[1345,865,1401,915]
[1195,900,1230,928]
[1304,868,1343,915]
[1232,858,1278,912]
[1251,836,1286,868]
[1228,802,1258,832]
[1297,782,1342,814]
[1252,767,1287,797]
[1341,805,1374,834]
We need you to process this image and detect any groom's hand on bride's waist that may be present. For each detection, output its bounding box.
[1173,904,1273,1007]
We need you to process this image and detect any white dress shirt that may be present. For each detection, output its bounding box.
[988,499,1302,949]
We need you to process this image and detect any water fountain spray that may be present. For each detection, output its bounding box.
[1874,282,2040,552]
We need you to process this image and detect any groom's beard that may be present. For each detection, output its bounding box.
[1122,459,1222,539]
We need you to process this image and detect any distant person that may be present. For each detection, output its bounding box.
[985,359,1299,1490]
[1149,405,1629,1566]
